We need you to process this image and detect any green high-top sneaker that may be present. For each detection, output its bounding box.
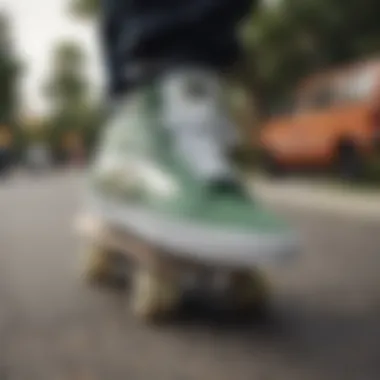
[87,68,298,268]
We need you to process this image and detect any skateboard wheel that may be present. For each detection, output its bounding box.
[130,266,180,322]
[229,270,270,313]
[80,245,114,284]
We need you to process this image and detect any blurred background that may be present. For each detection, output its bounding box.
[1,0,380,181]
[0,0,104,173]
[1,0,380,379]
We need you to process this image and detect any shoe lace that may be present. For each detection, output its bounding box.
[163,72,239,183]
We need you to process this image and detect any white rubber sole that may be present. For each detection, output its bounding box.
[85,195,299,268]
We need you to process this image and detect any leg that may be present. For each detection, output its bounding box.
[100,0,256,97]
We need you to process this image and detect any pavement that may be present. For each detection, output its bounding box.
[0,169,380,380]
[252,175,380,220]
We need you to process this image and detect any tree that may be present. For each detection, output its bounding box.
[0,12,23,162]
[45,40,103,162]
[0,12,20,125]
[46,41,88,110]
[244,0,380,114]
[69,0,100,19]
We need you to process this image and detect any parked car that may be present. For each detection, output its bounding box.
[260,58,380,178]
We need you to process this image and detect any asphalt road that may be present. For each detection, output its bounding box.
[1,169,380,380]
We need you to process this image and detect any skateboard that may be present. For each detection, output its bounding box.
[75,212,271,323]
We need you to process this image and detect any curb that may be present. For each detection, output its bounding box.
[250,177,380,221]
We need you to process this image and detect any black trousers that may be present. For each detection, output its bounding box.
[100,0,254,97]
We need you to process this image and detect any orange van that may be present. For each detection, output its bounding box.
[260,59,380,177]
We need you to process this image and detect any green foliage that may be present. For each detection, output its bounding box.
[243,0,380,113]
[69,0,100,19]
[44,40,104,161]
[45,41,88,110]
[0,12,21,126]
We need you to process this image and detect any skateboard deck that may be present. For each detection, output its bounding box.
[75,212,256,272]
[75,212,272,322]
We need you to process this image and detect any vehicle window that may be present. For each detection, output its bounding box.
[296,84,334,111]
[339,68,376,102]
[295,63,380,110]
[354,69,375,100]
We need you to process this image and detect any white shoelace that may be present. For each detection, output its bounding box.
[162,70,239,181]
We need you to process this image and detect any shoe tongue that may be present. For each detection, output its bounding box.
[162,69,238,181]
[175,127,230,179]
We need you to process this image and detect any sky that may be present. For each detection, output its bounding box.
[0,0,104,116]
